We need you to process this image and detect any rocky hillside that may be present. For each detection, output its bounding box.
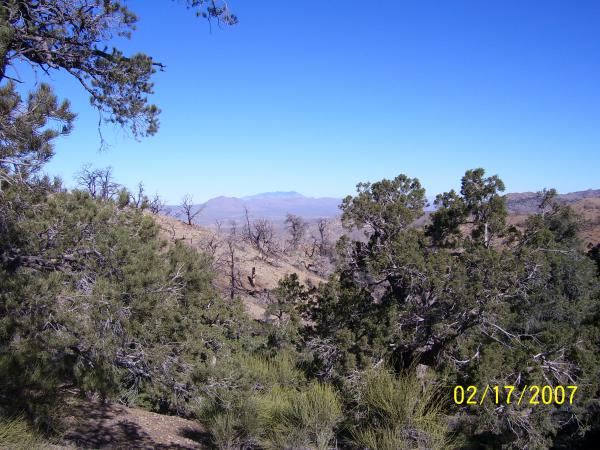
[154,188,600,322]
[508,196,600,248]
[152,213,329,319]
[506,189,600,214]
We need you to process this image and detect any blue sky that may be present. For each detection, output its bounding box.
[24,0,600,203]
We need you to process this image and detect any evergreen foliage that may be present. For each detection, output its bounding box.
[301,169,600,449]
[0,62,598,447]
[0,0,236,138]
[0,81,74,189]
[1,145,598,449]
[0,180,257,426]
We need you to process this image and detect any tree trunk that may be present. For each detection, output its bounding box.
[229,247,235,299]
[482,221,489,247]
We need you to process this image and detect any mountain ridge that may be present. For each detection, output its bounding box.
[505,189,600,214]
[165,188,600,225]
[166,191,342,225]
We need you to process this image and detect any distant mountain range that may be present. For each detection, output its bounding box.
[166,192,342,225]
[242,191,306,200]
[165,189,600,226]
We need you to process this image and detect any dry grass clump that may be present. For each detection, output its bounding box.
[198,354,343,450]
[349,369,451,450]
[0,415,48,450]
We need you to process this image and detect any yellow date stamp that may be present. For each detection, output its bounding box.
[453,385,577,406]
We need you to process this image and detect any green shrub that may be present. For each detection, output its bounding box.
[239,353,305,389]
[258,383,343,450]
[205,411,240,450]
[348,369,451,450]
[0,185,257,422]
[199,354,342,450]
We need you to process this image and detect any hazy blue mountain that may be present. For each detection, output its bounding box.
[242,191,305,200]
[165,189,600,226]
[166,192,342,225]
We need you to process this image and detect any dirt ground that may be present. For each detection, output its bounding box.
[56,398,208,449]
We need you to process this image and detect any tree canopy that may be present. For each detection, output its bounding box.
[0,0,236,138]
[304,169,600,448]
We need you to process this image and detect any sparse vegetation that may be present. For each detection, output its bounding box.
[285,213,308,251]
[180,193,205,225]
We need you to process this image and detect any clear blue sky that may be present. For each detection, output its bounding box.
[34,0,600,203]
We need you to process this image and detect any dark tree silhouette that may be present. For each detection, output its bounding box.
[180,194,204,225]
